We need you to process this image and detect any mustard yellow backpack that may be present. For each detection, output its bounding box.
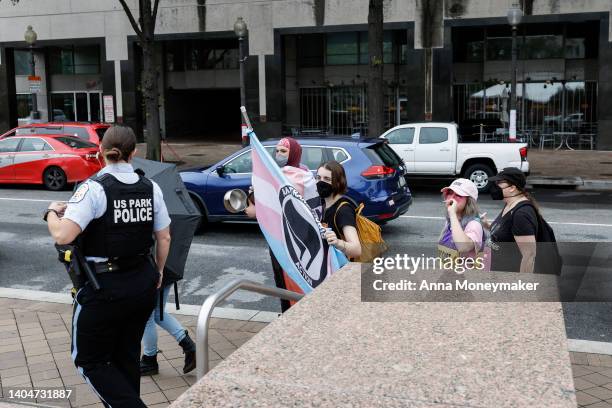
[334,201,389,263]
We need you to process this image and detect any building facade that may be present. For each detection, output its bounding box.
[0,0,611,149]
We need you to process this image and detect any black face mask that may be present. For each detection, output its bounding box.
[316,181,334,198]
[489,183,505,200]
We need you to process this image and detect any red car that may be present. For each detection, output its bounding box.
[0,122,110,145]
[0,134,102,190]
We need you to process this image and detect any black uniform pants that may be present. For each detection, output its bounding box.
[71,259,158,408]
[269,249,291,313]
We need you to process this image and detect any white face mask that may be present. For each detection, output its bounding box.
[275,154,288,167]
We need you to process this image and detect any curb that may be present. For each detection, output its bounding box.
[0,287,279,323]
[527,176,612,191]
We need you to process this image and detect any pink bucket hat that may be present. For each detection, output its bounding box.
[441,178,478,200]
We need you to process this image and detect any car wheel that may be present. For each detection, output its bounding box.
[43,167,67,191]
[464,164,494,193]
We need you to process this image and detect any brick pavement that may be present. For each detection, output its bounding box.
[1,296,611,407]
[0,297,266,408]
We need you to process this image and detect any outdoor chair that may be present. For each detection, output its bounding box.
[539,133,556,150]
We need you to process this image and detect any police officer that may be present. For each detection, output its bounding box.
[45,125,171,408]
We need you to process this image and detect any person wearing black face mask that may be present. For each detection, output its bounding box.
[486,167,539,273]
[317,161,362,259]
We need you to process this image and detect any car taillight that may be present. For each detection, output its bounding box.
[377,212,395,220]
[81,152,99,161]
[361,165,395,179]
[519,146,528,161]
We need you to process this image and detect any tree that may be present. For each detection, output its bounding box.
[118,0,162,161]
[2,0,164,160]
[367,0,384,138]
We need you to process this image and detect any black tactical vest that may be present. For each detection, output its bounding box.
[82,173,155,259]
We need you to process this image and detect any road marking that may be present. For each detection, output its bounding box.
[400,215,612,228]
[0,197,55,203]
[0,287,279,322]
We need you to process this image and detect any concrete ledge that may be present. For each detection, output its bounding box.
[568,339,612,355]
[527,176,612,191]
[173,264,576,407]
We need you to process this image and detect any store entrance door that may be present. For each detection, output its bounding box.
[51,92,102,122]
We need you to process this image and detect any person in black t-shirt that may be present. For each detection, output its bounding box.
[486,167,539,273]
[316,161,362,259]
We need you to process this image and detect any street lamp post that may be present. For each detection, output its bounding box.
[24,25,40,121]
[234,17,248,146]
[507,4,523,142]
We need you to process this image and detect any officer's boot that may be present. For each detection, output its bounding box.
[179,331,196,374]
[140,354,159,376]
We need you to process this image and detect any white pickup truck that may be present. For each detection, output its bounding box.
[380,122,530,192]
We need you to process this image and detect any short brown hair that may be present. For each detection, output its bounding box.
[101,125,137,163]
[319,160,347,195]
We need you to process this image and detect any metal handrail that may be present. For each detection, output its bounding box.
[196,279,304,379]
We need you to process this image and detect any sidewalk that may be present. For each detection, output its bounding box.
[137,139,612,190]
[1,296,612,407]
[0,297,266,408]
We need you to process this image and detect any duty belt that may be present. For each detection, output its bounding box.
[87,255,148,275]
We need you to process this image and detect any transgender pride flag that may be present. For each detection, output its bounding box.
[250,130,348,294]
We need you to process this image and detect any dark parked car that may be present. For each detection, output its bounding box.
[180,137,413,229]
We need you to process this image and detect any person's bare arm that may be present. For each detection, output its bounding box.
[47,202,81,245]
[325,226,361,258]
[515,235,536,273]
[154,227,171,288]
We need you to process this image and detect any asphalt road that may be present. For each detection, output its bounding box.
[0,184,610,342]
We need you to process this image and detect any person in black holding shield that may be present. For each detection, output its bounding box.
[45,125,171,407]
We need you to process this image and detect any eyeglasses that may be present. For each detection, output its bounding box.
[315,175,332,183]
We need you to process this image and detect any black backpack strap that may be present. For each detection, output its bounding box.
[174,281,180,310]
[510,201,541,239]
[332,198,356,241]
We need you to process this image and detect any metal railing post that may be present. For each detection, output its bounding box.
[195,279,304,380]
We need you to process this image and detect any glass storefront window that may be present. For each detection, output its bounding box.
[14,51,31,75]
[486,37,512,61]
[51,93,75,122]
[50,46,100,75]
[16,94,32,119]
[297,34,325,67]
[183,41,239,71]
[565,38,586,59]
[465,41,484,62]
[521,35,563,59]
[326,32,359,65]
[358,32,393,64]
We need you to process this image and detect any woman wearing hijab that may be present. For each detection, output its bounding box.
[245,137,319,311]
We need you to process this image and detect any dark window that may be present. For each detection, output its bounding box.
[184,40,239,71]
[20,138,52,152]
[166,41,185,72]
[486,37,513,61]
[50,46,100,75]
[452,27,485,63]
[51,93,75,121]
[224,151,252,173]
[63,127,91,140]
[95,127,109,140]
[13,51,30,75]
[55,137,96,149]
[419,127,448,144]
[16,94,32,119]
[386,127,414,144]
[521,35,563,59]
[326,32,359,65]
[0,138,21,153]
[358,32,393,64]
[565,38,585,59]
[297,34,325,67]
[301,147,325,170]
[364,143,402,167]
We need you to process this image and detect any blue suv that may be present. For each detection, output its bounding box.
[180,137,412,228]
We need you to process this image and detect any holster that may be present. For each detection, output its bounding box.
[55,244,85,291]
